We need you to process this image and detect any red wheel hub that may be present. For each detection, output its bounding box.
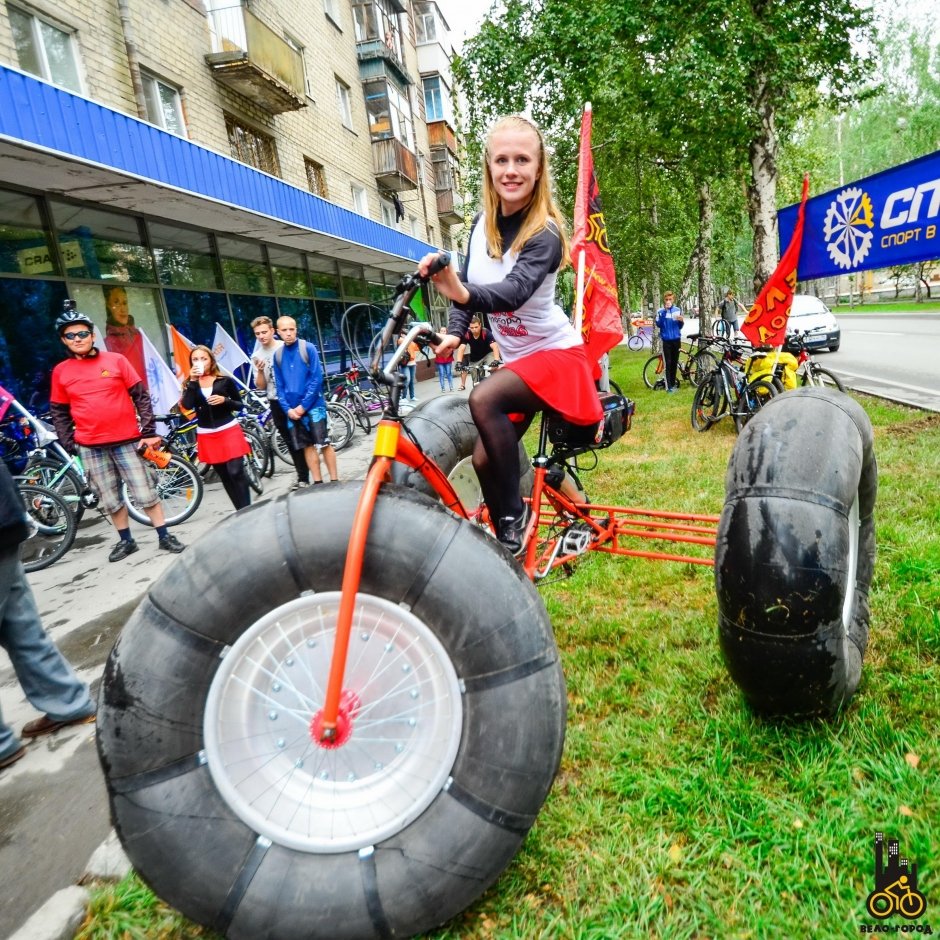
[310,689,361,749]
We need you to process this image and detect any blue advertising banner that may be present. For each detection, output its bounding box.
[778,149,940,280]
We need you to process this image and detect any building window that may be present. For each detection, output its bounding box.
[224,114,280,176]
[8,6,82,93]
[364,77,415,150]
[423,76,444,122]
[304,158,329,199]
[350,184,369,216]
[336,78,353,129]
[141,72,186,136]
[415,3,437,44]
[380,198,396,227]
[323,0,341,26]
[284,33,314,99]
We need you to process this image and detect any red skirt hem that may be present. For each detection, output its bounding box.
[197,424,250,464]
[506,346,604,425]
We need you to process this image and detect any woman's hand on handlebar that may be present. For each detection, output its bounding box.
[418,252,469,306]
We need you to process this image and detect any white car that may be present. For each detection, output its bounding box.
[785,294,841,352]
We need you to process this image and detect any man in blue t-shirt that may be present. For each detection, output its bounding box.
[273,316,338,485]
[655,291,685,392]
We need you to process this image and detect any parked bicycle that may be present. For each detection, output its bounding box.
[454,357,502,387]
[642,336,719,389]
[691,342,779,432]
[785,330,846,391]
[16,482,76,572]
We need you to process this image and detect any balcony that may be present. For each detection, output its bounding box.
[206,5,305,114]
[372,138,418,191]
[427,119,457,154]
[436,188,464,225]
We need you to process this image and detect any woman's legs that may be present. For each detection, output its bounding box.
[467,369,538,527]
[444,362,454,390]
[214,458,251,510]
[437,363,446,390]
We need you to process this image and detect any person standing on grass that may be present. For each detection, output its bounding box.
[418,114,602,554]
[717,288,741,338]
[181,345,252,511]
[655,290,684,392]
[273,316,338,485]
[49,304,185,562]
[0,461,96,773]
[251,315,309,491]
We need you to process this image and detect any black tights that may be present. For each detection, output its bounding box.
[214,458,251,510]
[467,369,538,523]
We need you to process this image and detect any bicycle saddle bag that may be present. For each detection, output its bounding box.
[546,393,634,453]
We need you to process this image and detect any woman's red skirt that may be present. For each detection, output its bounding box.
[506,345,604,425]
[197,423,250,464]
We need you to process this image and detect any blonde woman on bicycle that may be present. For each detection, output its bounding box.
[419,114,602,553]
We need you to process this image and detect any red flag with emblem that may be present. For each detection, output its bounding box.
[741,174,810,348]
[572,102,623,367]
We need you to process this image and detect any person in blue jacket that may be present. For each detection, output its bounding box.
[655,290,685,392]
[272,316,338,485]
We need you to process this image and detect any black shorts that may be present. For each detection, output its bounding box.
[289,414,331,450]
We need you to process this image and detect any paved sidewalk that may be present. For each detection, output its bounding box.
[0,376,460,937]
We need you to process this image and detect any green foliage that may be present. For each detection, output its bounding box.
[80,350,940,939]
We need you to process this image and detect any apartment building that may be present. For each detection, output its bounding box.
[0,0,464,403]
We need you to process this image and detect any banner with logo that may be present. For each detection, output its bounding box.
[779,148,940,280]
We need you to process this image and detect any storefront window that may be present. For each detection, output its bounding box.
[229,294,277,362]
[313,299,347,374]
[0,278,69,412]
[218,237,271,294]
[163,289,231,349]
[150,223,222,290]
[269,247,311,297]
[50,201,155,282]
[0,190,57,276]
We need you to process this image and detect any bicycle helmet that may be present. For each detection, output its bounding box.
[55,303,95,334]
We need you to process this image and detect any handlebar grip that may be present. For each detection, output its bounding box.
[423,251,451,280]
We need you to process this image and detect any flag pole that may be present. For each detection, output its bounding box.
[573,101,591,335]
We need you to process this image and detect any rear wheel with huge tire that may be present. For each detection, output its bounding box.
[715,388,877,717]
[98,484,566,940]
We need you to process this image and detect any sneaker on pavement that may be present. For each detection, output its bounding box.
[290,480,308,491]
[158,534,185,553]
[108,539,139,562]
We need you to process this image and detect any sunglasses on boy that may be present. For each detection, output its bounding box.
[62,330,92,340]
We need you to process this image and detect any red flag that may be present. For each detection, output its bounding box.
[741,175,810,348]
[571,102,623,366]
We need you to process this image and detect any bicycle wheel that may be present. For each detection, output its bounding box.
[642,354,665,389]
[691,374,723,431]
[349,390,373,434]
[627,334,645,351]
[124,454,204,527]
[269,427,293,466]
[21,456,89,523]
[18,484,77,572]
[803,366,845,393]
[716,389,877,717]
[688,350,718,387]
[326,402,355,451]
[244,428,271,479]
[98,484,566,940]
[733,378,777,433]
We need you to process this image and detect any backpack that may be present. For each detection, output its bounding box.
[275,339,310,367]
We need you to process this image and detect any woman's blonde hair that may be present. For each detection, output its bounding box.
[481,115,570,267]
[189,344,221,377]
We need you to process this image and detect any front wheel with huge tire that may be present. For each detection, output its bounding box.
[98,484,566,940]
[715,388,877,717]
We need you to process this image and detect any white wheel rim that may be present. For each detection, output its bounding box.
[204,592,463,853]
[447,456,484,520]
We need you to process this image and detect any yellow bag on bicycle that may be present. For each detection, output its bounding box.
[746,350,799,390]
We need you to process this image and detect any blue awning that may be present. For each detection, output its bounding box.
[0,64,436,273]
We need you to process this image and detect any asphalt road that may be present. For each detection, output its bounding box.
[824,311,940,412]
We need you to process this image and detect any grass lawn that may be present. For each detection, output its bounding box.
[832,299,940,314]
[79,346,939,939]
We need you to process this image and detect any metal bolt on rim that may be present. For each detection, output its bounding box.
[203,592,463,853]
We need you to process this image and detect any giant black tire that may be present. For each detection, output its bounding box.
[98,484,566,940]
[715,389,877,718]
[389,395,534,503]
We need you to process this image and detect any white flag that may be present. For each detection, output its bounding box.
[212,322,251,375]
[140,328,182,433]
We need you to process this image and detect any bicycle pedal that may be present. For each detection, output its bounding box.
[558,521,594,556]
